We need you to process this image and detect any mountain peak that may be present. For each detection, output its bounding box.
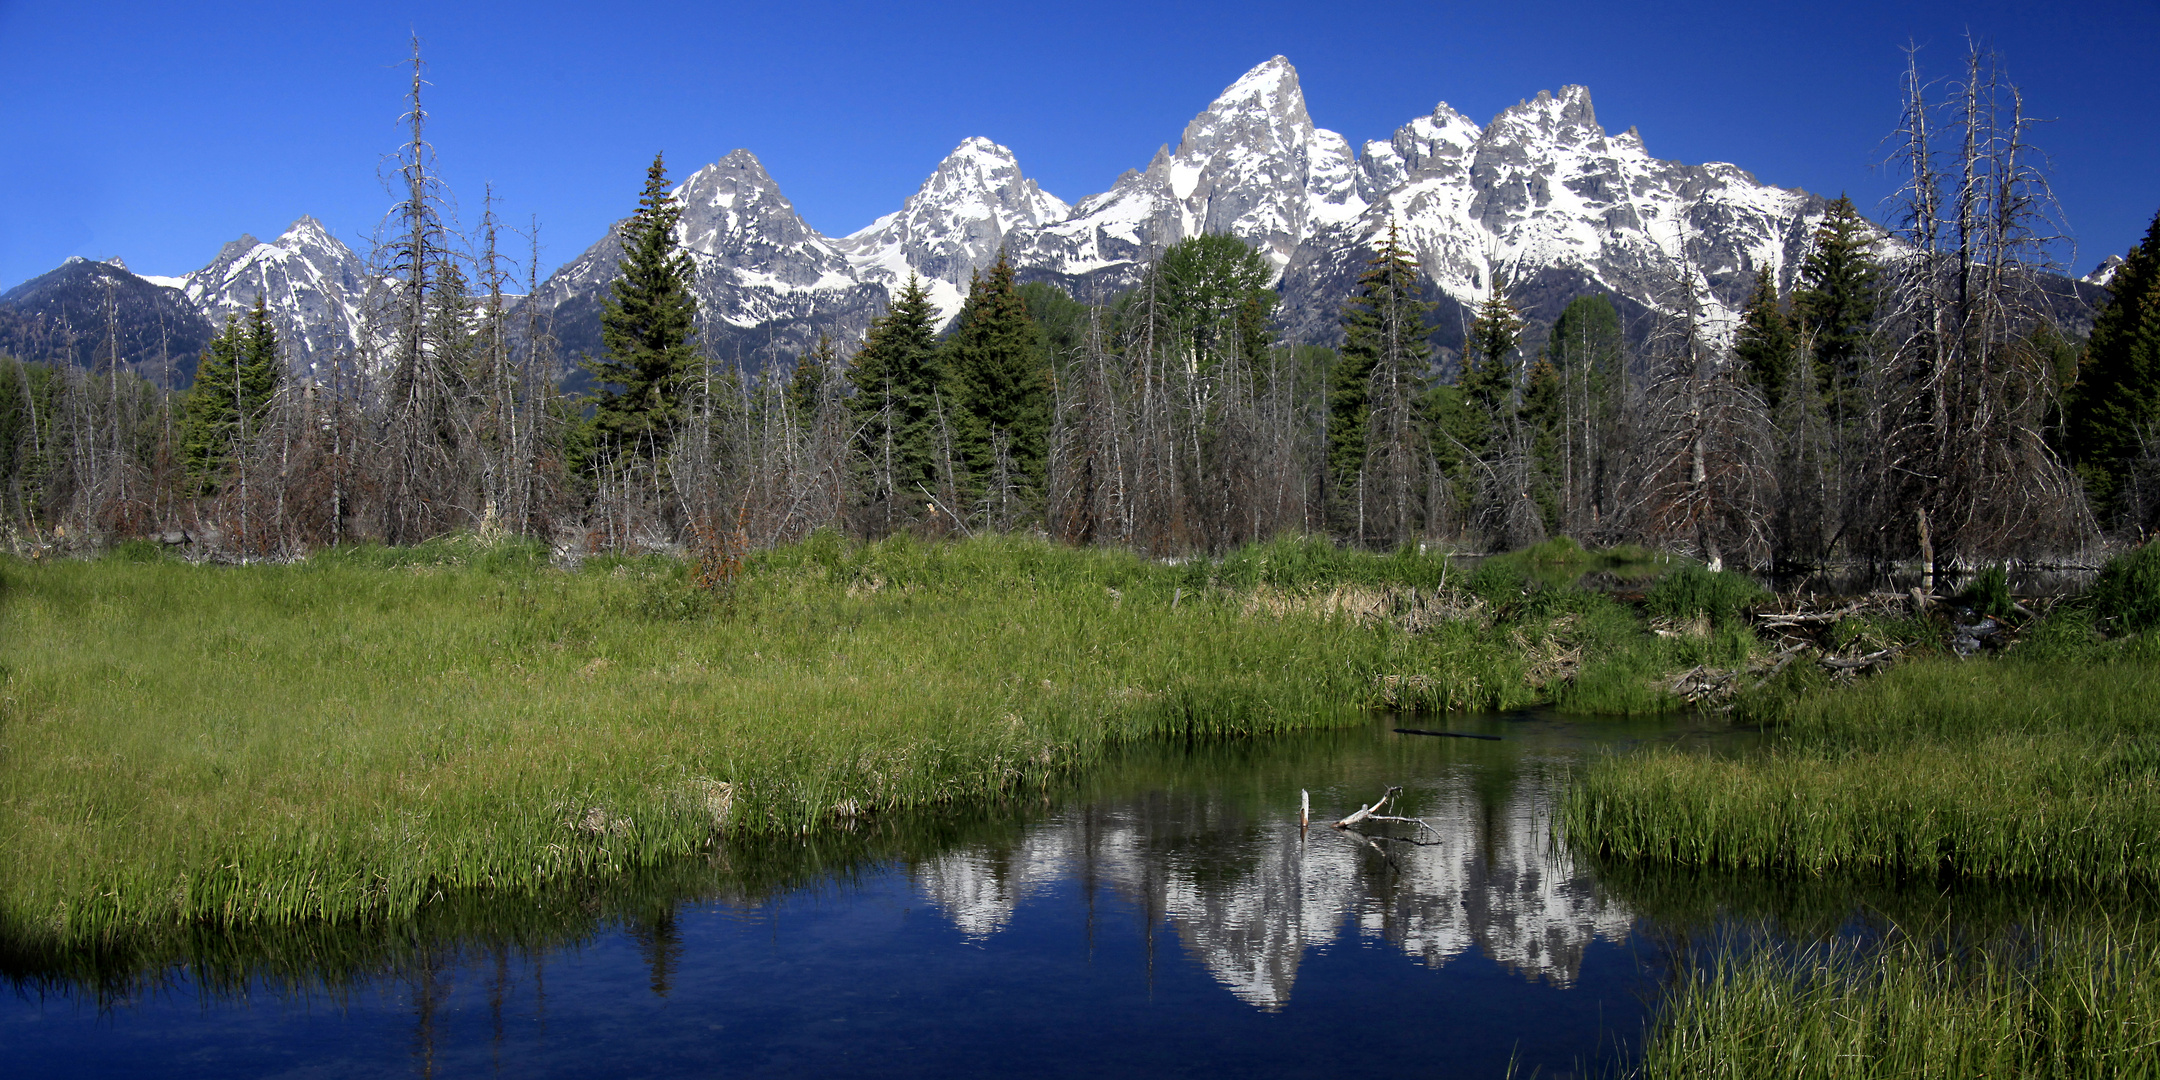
[1213,55,1300,107]
[281,215,332,240]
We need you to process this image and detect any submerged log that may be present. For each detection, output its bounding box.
[1392,727,1501,741]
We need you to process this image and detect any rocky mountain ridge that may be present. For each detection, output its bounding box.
[4,55,1987,384]
[530,55,1831,371]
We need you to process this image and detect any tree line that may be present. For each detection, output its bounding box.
[2,42,2155,570]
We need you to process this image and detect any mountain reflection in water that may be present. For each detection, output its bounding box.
[7,713,1720,1079]
[911,764,1631,1009]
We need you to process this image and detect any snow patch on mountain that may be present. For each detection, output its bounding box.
[182,216,371,367]
[2084,255,2124,288]
[516,55,1839,368]
[840,137,1070,322]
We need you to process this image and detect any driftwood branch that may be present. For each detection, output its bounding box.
[1332,786,1440,838]
[1819,647,1902,672]
[1393,727,1501,741]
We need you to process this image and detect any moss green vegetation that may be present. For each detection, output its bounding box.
[0,532,1730,955]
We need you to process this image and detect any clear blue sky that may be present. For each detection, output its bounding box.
[2,0,2153,291]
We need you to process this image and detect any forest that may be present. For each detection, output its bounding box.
[1,49,2155,574]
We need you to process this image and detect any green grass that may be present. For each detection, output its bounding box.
[1638,919,2160,1079]
[1564,643,2160,888]
[1568,544,2160,1078]
[0,532,1722,955]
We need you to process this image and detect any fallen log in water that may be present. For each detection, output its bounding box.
[1393,727,1501,741]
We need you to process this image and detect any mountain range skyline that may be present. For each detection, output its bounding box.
[4,55,1860,384]
[3,1,2154,297]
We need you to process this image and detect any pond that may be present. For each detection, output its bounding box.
[6,712,1750,1078]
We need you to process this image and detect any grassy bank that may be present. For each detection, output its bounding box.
[0,532,1725,954]
[1565,609,2160,888]
[1564,545,2160,1076]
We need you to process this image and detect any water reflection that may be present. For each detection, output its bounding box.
[6,713,1714,1078]
[911,747,1633,1009]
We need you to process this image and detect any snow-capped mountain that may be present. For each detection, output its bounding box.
[839,137,1072,319]
[0,256,213,386]
[529,55,1829,371]
[527,149,888,370]
[6,55,1979,384]
[1281,83,1824,351]
[1002,57,1363,292]
[180,216,372,369]
[2084,255,2124,289]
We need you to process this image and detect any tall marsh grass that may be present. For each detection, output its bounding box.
[0,534,1401,948]
[1571,541,2160,888]
[1639,920,2160,1079]
[1566,652,2160,887]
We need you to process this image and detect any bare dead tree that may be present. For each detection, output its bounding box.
[1871,41,2094,568]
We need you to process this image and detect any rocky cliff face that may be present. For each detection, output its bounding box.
[1278,84,1825,355]
[527,149,889,374]
[180,216,372,371]
[999,57,1363,296]
[840,137,1071,316]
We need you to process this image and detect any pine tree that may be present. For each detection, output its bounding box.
[2068,208,2160,526]
[1520,353,1563,531]
[1455,277,1523,465]
[946,251,1049,493]
[1735,268,1797,409]
[788,333,836,422]
[590,153,699,460]
[1547,293,1624,529]
[1792,195,1880,403]
[181,297,279,494]
[847,275,944,524]
[1329,223,1433,541]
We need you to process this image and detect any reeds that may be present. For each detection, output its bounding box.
[1565,652,2160,888]
[1639,920,2160,1079]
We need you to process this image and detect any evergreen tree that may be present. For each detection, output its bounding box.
[1792,195,1880,402]
[181,297,279,493]
[1329,224,1433,540]
[431,256,477,391]
[1546,293,1625,528]
[1016,280,1088,373]
[788,333,836,422]
[847,275,944,521]
[2068,208,2160,526]
[589,153,699,460]
[1520,353,1564,531]
[946,251,1049,492]
[1735,268,1797,408]
[1453,277,1523,465]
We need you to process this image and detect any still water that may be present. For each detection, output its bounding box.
[5,713,1740,1078]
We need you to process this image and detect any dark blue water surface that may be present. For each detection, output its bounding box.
[5,714,1733,1078]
